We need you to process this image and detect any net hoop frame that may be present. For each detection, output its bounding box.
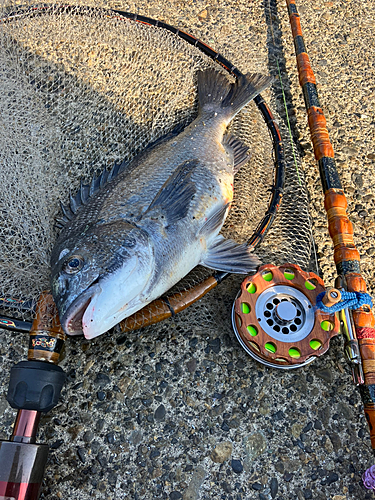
[0,4,285,333]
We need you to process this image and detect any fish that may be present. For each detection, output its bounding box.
[50,68,272,339]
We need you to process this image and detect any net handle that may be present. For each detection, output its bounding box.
[0,4,285,332]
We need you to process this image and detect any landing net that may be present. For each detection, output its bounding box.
[0,2,312,330]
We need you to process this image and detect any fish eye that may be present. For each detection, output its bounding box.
[63,255,84,274]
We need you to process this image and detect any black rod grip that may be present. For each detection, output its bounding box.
[7,361,66,412]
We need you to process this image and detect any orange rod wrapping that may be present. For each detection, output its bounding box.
[346,274,369,295]
[296,53,316,86]
[324,189,348,211]
[324,190,360,264]
[332,248,361,265]
[332,233,357,247]
[353,310,375,330]
[289,12,303,38]
[307,107,335,160]
[359,339,375,384]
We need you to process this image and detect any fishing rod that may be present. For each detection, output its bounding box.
[285,0,375,488]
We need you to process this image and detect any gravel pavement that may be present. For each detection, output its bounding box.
[0,0,375,499]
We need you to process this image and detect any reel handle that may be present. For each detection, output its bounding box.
[321,288,341,307]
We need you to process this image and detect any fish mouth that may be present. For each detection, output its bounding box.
[60,283,101,336]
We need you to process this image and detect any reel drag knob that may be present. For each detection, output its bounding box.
[232,263,340,369]
[275,301,297,322]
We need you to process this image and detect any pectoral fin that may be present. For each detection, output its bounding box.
[200,235,260,274]
[142,159,198,226]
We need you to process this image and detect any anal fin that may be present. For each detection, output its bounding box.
[200,235,260,274]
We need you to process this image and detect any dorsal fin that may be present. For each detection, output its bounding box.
[56,160,127,229]
[223,134,250,173]
[55,122,187,230]
[60,200,73,220]
[79,180,90,205]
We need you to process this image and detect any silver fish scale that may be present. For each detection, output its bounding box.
[57,114,232,245]
[104,118,230,223]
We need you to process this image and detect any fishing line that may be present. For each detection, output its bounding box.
[311,227,320,276]
[267,0,320,275]
[267,0,301,186]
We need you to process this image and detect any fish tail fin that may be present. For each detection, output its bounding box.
[197,68,272,123]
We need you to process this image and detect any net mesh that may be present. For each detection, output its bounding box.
[0,2,312,325]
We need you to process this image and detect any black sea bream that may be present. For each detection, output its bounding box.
[50,68,271,339]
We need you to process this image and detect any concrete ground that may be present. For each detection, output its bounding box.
[0,0,375,499]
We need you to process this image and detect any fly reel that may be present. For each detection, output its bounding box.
[232,263,340,369]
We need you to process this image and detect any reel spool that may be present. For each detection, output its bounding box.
[232,263,340,369]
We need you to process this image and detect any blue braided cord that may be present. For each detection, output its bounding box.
[316,291,373,313]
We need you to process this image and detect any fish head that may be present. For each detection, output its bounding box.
[50,221,154,339]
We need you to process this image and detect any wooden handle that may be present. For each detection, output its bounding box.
[28,292,66,364]
[119,276,218,333]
